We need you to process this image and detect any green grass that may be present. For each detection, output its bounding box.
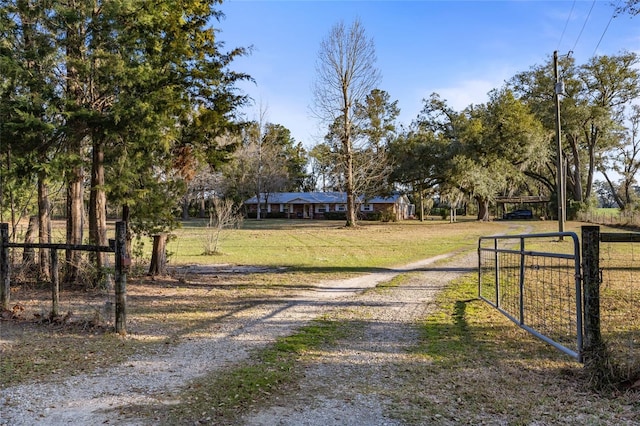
[165,219,512,269]
[387,274,632,424]
[595,208,621,216]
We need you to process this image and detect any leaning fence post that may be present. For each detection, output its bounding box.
[0,223,9,310]
[114,221,127,335]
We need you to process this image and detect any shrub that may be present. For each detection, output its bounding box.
[323,212,347,220]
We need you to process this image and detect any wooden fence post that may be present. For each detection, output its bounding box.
[114,221,127,335]
[581,225,613,384]
[50,249,59,317]
[582,226,602,350]
[0,223,9,310]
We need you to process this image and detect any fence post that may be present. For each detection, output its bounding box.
[519,236,525,325]
[581,225,612,383]
[0,223,9,310]
[494,238,500,308]
[114,221,127,335]
[582,226,602,349]
[50,249,59,317]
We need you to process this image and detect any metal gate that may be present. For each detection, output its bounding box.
[478,232,583,361]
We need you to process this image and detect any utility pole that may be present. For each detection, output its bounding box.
[553,50,565,238]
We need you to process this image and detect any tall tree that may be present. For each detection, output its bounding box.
[601,105,640,210]
[313,18,381,227]
[406,90,547,221]
[457,89,548,220]
[577,53,640,203]
[617,1,640,15]
[355,89,400,153]
[262,123,308,192]
[308,143,337,192]
[105,0,250,236]
[389,130,446,220]
[0,0,61,279]
[353,89,399,199]
[390,94,463,220]
[510,52,640,213]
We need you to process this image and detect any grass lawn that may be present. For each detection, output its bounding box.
[166,218,533,270]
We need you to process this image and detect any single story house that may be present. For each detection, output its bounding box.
[244,192,415,221]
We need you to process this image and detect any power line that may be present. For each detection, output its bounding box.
[571,0,597,53]
[557,0,577,51]
[592,0,622,57]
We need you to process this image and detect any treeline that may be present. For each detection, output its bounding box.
[390,51,640,221]
[0,1,251,281]
[309,51,640,223]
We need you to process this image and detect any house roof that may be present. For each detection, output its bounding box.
[244,192,407,205]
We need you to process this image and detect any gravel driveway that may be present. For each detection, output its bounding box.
[0,250,477,425]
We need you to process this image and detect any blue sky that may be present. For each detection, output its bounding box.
[218,1,640,148]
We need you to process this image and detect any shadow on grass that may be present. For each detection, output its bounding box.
[416,298,573,367]
[99,302,580,425]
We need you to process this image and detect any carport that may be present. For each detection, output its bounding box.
[495,195,550,219]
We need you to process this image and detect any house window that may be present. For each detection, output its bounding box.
[280,204,289,213]
[336,204,346,212]
[361,204,373,212]
[316,204,329,213]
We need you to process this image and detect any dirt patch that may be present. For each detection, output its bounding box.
[174,264,287,276]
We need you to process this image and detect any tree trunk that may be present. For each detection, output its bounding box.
[199,198,206,218]
[477,197,490,221]
[345,137,357,227]
[586,137,596,201]
[148,234,167,276]
[37,172,51,281]
[89,137,108,284]
[255,192,262,220]
[64,12,86,284]
[567,134,583,203]
[65,165,84,283]
[23,216,37,265]
[181,198,190,220]
[601,170,625,209]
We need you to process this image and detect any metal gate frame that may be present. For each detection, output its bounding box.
[478,232,583,361]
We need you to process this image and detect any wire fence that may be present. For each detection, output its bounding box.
[598,238,640,378]
[480,227,640,387]
[0,222,128,333]
[577,210,640,227]
[478,233,582,360]
[2,247,117,329]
